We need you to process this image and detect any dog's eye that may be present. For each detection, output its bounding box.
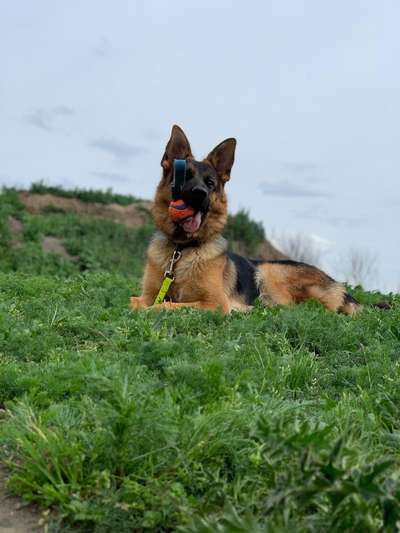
[205,177,215,190]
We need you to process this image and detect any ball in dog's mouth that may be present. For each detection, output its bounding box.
[180,211,202,235]
[168,199,204,236]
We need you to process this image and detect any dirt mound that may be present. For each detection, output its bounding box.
[0,466,42,532]
[19,192,151,228]
[16,192,287,262]
[229,239,288,261]
[7,217,23,237]
[7,217,23,248]
[6,217,78,261]
[255,239,288,261]
[41,236,77,261]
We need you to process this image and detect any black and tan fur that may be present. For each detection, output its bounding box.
[130,125,360,315]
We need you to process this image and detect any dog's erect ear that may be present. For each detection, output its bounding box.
[161,125,192,172]
[206,138,236,182]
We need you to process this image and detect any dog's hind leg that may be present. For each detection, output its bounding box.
[255,261,361,315]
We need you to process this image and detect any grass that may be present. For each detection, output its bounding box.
[0,188,266,273]
[28,181,142,206]
[0,188,153,278]
[1,274,399,532]
[0,187,400,531]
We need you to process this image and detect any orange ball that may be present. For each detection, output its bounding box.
[168,199,195,222]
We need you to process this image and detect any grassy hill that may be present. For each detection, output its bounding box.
[0,185,285,278]
[0,186,154,279]
[0,185,399,532]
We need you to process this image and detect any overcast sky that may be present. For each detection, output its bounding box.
[1,1,399,291]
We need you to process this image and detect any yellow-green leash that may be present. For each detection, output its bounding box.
[153,247,182,305]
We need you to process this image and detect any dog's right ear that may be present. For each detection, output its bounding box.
[161,125,192,172]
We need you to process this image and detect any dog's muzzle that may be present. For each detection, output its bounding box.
[172,160,209,213]
[182,184,209,212]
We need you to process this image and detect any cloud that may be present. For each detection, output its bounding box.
[0,174,12,187]
[281,162,318,176]
[53,105,74,116]
[259,180,330,198]
[0,174,37,189]
[91,171,130,183]
[325,215,365,227]
[293,207,365,226]
[309,233,332,251]
[92,36,112,58]
[259,160,330,198]
[89,137,146,160]
[24,105,74,131]
[383,197,400,207]
[142,127,162,141]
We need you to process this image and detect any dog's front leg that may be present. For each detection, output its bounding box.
[130,296,150,310]
[153,300,230,313]
[153,268,232,313]
[130,261,164,310]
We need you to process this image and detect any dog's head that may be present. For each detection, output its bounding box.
[152,125,236,244]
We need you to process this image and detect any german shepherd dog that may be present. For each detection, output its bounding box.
[130,125,360,314]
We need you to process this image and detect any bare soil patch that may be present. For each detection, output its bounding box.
[19,192,151,228]
[255,239,288,261]
[7,217,23,248]
[41,236,77,261]
[17,192,286,261]
[0,466,42,532]
[230,239,288,261]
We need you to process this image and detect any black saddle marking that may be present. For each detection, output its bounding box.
[227,252,259,305]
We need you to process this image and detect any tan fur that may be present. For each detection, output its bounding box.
[131,125,361,316]
[132,232,231,312]
[337,298,362,315]
[255,262,357,313]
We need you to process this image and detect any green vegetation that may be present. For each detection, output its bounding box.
[0,188,264,274]
[224,209,265,254]
[29,181,141,206]
[0,188,153,278]
[0,187,399,532]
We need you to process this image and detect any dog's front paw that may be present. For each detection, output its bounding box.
[130,296,148,310]
[152,301,176,311]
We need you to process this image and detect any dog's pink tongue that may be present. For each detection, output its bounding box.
[182,211,202,234]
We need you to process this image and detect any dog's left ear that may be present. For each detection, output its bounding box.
[206,138,236,182]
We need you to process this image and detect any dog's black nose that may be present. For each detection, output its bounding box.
[182,184,209,211]
[191,185,208,201]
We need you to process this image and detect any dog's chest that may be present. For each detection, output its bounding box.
[148,233,227,302]
[151,252,205,302]
[168,258,203,300]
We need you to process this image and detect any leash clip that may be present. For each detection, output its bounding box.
[164,248,182,280]
[154,247,182,305]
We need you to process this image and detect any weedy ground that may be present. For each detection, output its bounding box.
[0,187,399,532]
